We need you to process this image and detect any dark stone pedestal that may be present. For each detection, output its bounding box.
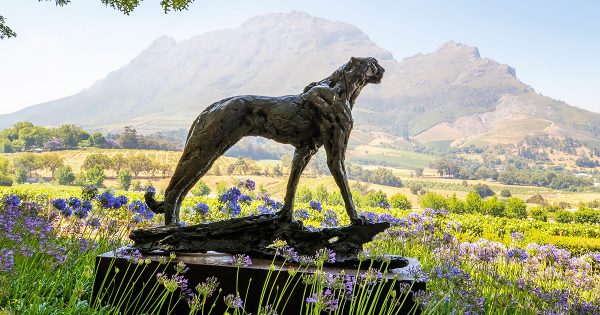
[92,249,425,314]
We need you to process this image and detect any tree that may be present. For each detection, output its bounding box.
[13,153,42,176]
[2,1,195,40]
[84,166,105,187]
[505,197,527,219]
[473,184,495,198]
[55,165,75,185]
[413,167,424,177]
[15,167,27,184]
[90,132,107,148]
[447,193,465,214]
[82,153,113,170]
[118,169,132,191]
[390,193,411,210]
[111,153,127,175]
[296,186,313,203]
[483,195,505,217]
[53,124,89,148]
[41,154,64,178]
[0,156,12,186]
[364,190,388,207]
[119,126,139,149]
[420,192,448,210]
[126,155,152,177]
[191,180,211,196]
[314,184,328,203]
[465,190,483,213]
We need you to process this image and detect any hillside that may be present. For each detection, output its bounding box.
[2,11,599,147]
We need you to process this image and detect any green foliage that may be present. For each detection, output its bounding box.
[409,183,423,195]
[465,191,483,214]
[55,165,75,185]
[215,181,227,195]
[529,206,548,221]
[505,197,527,219]
[118,169,132,191]
[447,194,466,214]
[191,180,211,197]
[83,166,105,187]
[483,195,505,216]
[346,164,402,187]
[363,190,388,207]
[390,193,412,210]
[573,208,600,224]
[472,183,495,198]
[82,153,112,170]
[314,184,328,203]
[556,210,573,223]
[15,167,27,184]
[296,186,313,203]
[500,189,512,197]
[0,15,17,39]
[420,191,448,210]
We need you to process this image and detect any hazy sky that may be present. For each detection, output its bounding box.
[1,0,599,114]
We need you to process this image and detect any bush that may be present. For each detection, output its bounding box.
[465,191,483,214]
[555,210,573,223]
[390,193,412,210]
[83,166,105,187]
[15,167,27,184]
[55,165,76,185]
[483,195,505,217]
[191,180,211,196]
[447,194,466,214]
[118,169,132,191]
[363,190,388,207]
[529,206,548,221]
[314,184,328,203]
[473,184,495,198]
[296,186,312,203]
[573,209,600,224]
[500,189,512,197]
[409,183,422,195]
[420,192,448,210]
[505,197,527,219]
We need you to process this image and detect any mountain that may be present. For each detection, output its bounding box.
[2,11,599,147]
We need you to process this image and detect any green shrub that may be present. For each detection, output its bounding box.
[364,190,388,207]
[473,183,495,198]
[529,206,548,221]
[555,210,573,223]
[296,186,312,203]
[191,180,211,196]
[447,194,466,214]
[390,193,412,210]
[421,192,448,210]
[117,169,132,191]
[505,197,527,219]
[573,209,600,224]
[483,195,505,217]
[500,189,512,198]
[465,191,483,214]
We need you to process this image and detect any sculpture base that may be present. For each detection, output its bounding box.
[92,249,425,314]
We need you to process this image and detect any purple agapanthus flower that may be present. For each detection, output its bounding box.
[309,200,322,212]
[194,202,210,216]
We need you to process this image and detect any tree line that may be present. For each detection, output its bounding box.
[0,122,177,153]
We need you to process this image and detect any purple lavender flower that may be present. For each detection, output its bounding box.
[98,191,115,209]
[194,202,210,216]
[67,197,81,209]
[0,249,15,272]
[239,194,252,206]
[507,248,528,262]
[224,294,243,309]
[320,209,339,227]
[87,217,101,229]
[293,209,310,220]
[222,201,241,217]
[238,179,256,191]
[3,195,20,207]
[309,200,322,212]
[228,254,252,267]
[51,199,67,211]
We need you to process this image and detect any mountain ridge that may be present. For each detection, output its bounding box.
[2,11,599,147]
